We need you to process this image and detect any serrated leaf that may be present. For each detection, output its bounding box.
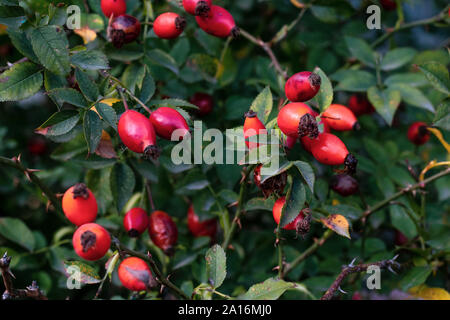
[400,266,432,291]
[321,214,350,238]
[83,110,102,154]
[95,103,118,130]
[433,100,450,130]
[71,50,109,70]
[312,67,333,111]
[388,83,434,112]
[31,25,70,76]
[418,62,450,95]
[110,163,136,212]
[149,99,199,110]
[333,70,376,92]
[139,72,155,104]
[7,29,38,63]
[0,5,25,28]
[384,73,428,87]
[75,68,99,101]
[145,49,179,74]
[381,48,417,71]
[37,110,80,136]
[0,217,35,251]
[48,88,87,108]
[345,36,376,67]
[241,278,298,300]
[0,62,42,101]
[205,244,226,289]
[281,178,306,228]
[244,197,275,212]
[293,161,315,193]
[367,86,401,125]
[63,261,101,284]
[249,86,272,124]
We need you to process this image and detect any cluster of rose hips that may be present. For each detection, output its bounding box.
[102,0,238,48]
[63,182,216,291]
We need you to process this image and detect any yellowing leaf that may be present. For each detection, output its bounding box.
[427,127,450,154]
[290,0,306,8]
[95,130,117,159]
[409,285,450,300]
[0,24,7,35]
[91,98,120,115]
[74,27,97,44]
[332,199,340,206]
[321,214,350,239]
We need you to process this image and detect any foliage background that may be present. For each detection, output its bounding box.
[0,0,449,300]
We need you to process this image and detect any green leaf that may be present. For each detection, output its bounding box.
[0,62,42,101]
[381,48,417,71]
[0,5,25,28]
[31,25,70,76]
[95,103,118,130]
[48,88,87,108]
[0,218,35,251]
[7,29,39,63]
[106,43,143,62]
[388,83,434,112]
[71,50,110,70]
[241,278,299,300]
[390,205,418,239]
[110,163,136,212]
[281,178,306,228]
[433,100,450,131]
[345,36,376,67]
[149,99,199,110]
[63,261,101,284]
[75,68,99,101]
[138,72,155,104]
[333,70,376,92]
[175,169,209,195]
[293,161,315,193]
[205,244,226,289]
[244,197,275,212]
[38,110,80,136]
[400,266,432,291]
[367,86,401,125]
[145,49,179,74]
[418,62,450,95]
[312,67,333,112]
[83,110,102,154]
[121,63,146,94]
[249,86,272,124]
[384,73,428,87]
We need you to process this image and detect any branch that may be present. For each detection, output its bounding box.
[0,253,48,300]
[221,165,254,250]
[320,256,400,300]
[371,8,448,48]
[113,238,189,300]
[0,155,63,219]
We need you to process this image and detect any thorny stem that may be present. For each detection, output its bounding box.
[320,256,400,300]
[0,253,48,300]
[0,155,64,222]
[371,8,448,48]
[221,165,255,250]
[113,239,189,300]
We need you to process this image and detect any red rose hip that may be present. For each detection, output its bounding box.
[182,0,212,17]
[108,14,141,48]
[285,71,321,102]
[153,12,186,39]
[149,107,190,141]
[348,94,374,116]
[118,257,155,291]
[101,0,126,18]
[149,211,178,255]
[118,110,159,159]
[189,92,214,116]
[196,5,239,38]
[272,197,306,231]
[322,104,359,131]
[187,205,217,239]
[73,223,111,261]
[407,122,430,145]
[243,110,267,150]
[123,208,149,237]
[277,102,314,138]
[62,183,98,226]
[329,174,359,197]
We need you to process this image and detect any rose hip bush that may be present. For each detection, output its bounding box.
[0,0,449,300]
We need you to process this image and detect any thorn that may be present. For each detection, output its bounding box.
[391,254,399,262]
[7,269,16,279]
[338,286,347,294]
[235,218,242,230]
[272,266,280,271]
[348,257,357,268]
[388,266,397,275]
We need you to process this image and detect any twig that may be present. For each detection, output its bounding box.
[0,155,64,220]
[320,256,400,300]
[113,239,189,300]
[0,253,48,300]
[371,8,448,48]
[0,57,29,73]
[269,4,310,46]
[146,182,156,211]
[221,165,255,250]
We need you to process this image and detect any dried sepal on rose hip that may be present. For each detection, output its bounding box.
[73,223,111,261]
[118,110,160,159]
[195,5,240,38]
[253,164,287,198]
[285,71,321,102]
[153,12,186,39]
[183,0,212,17]
[62,183,98,226]
[277,102,318,139]
[107,14,141,48]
